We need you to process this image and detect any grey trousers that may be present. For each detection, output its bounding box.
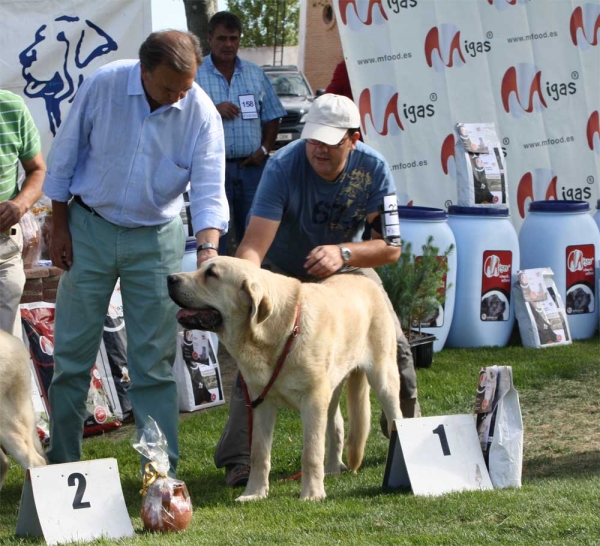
[214,266,420,469]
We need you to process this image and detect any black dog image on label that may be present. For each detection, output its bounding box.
[566,287,592,314]
[481,294,507,320]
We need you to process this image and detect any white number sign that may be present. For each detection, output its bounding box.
[383,414,493,496]
[16,458,134,545]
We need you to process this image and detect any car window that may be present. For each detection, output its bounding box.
[267,73,312,97]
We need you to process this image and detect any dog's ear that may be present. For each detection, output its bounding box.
[241,280,273,324]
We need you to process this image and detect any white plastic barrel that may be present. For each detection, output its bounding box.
[519,200,599,340]
[397,206,457,352]
[181,237,219,350]
[446,206,519,348]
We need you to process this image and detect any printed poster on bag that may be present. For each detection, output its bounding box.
[455,123,508,207]
[174,329,225,412]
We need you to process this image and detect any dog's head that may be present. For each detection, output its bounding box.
[168,256,274,336]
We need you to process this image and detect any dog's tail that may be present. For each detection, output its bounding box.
[346,369,370,472]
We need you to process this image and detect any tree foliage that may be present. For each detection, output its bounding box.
[378,236,454,339]
[227,0,300,47]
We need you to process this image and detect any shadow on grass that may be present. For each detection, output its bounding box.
[524,450,600,480]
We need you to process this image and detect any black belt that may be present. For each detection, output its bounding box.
[73,195,104,219]
[226,157,247,162]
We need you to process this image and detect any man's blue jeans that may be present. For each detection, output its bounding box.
[220,160,266,255]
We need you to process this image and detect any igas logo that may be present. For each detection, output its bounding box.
[440,134,456,180]
[567,249,594,272]
[359,86,403,137]
[425,24,491,71]
[501,63,578,118]
[487,0,528,11]
[516,169,558,219]
[425,25,465,71]
[587,111,600,154]
[358,85,434,137]
[484,255,510,278]
[501,64,547,118]
[337,0,417,30]
[570,3,600,50]
[338,0,387,30]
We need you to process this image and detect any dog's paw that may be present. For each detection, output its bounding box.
[324,461,347,476]
[235,492,268,502]
[299,490,327,501]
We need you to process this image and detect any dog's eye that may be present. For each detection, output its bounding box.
[205,265,218,279]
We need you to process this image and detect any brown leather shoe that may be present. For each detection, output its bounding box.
[225,464,251,487]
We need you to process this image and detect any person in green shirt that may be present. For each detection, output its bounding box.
[0,89,46,336]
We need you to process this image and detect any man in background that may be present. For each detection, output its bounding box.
[0,90,46,336]
[196,11,286,254]
[43,30,228,475]
[216,94,420,487]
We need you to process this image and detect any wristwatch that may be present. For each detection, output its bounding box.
[338,244,352,264]
[260,145,269,157]
[196,242,218,254]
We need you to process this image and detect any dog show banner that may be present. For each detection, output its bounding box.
[334,0,600,231]
[0,0,152,158]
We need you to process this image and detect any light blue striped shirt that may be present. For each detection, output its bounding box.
[195,55,286,159]
[44,60,228,234]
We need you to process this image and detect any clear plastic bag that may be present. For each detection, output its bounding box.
[19,210,41,268]
[132,418,193,532]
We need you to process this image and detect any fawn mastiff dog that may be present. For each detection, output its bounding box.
[0,330,47,490]
[168,256,401,501]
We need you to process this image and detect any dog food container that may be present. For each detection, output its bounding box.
[181,237,218,350]
[446,206,519,348]
[519,200,599,340]
[397,206,457,352]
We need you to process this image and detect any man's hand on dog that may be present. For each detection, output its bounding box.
[304,245,344,278]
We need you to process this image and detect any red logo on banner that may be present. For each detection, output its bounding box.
[338,0,388,26]
[440,134,456,178]
[501,64,548,116]
[570,4,600,47]
[358,86,404,136]
[425,25,466,70]
[516,169,558,218]
[587,111,600,152]
[565,244,596,315]
[481,251,512,322]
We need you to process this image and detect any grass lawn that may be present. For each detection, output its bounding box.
[0,335,599,545]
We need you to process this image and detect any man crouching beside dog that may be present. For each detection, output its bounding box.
[214,94,420,490]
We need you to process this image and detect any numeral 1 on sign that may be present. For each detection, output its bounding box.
[432,424,451,456]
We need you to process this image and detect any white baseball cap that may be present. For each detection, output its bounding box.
[301,93,361,145]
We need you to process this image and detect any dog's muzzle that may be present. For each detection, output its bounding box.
[167,274,223,331]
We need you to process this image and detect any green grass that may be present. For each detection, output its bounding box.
[1,335,599,545]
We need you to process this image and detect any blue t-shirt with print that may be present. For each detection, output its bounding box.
[251,139,396,278]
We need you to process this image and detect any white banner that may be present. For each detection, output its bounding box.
[0,0,153,157]
[333,0,600,231]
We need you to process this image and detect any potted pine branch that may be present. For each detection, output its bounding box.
[378,236,454,368]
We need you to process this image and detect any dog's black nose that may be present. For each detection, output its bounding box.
[167,275,180,286]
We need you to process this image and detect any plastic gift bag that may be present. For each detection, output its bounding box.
[132,418,193,532]
[19,210,41,268]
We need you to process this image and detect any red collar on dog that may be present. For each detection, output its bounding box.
[246,304,301,409]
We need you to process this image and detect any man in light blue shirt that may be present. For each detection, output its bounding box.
[195,11,286,254]
[43,30,228,475]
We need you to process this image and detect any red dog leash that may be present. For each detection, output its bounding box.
[241,304,301,450]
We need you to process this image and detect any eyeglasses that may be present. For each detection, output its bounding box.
[306,134,350,149]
